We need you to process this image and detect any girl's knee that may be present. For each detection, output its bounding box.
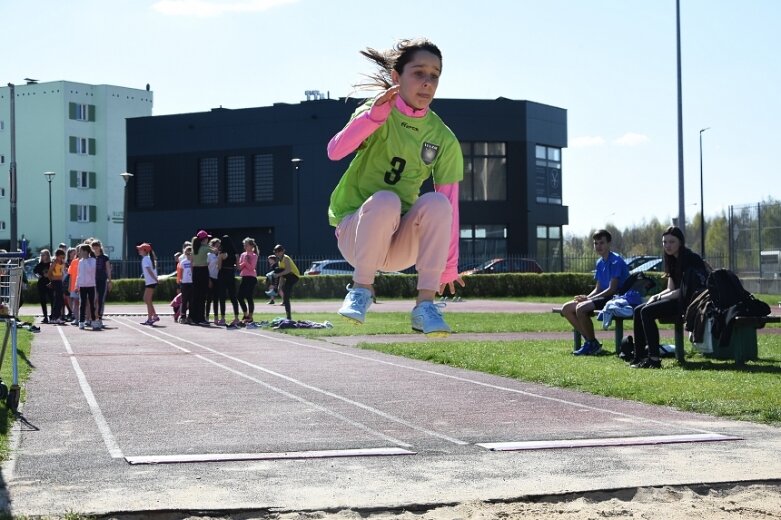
[366,191,401,213]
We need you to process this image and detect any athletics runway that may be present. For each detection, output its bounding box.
[3,309,781,516]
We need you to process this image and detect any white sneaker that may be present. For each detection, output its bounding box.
[78,322,85,330]
[90,320,101,330]
[338,285,373,324]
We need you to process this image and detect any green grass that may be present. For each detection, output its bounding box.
[0,317,35,461]
[276,310,781,425]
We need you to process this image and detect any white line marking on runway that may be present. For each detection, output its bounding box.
[125,447,415,465]
[477,433,742,451]
[57,327,123,458]
[110,319,418,448]
[116,318,469,446]
[240,330,728,437]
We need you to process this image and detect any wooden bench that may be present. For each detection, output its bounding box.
[552,307,628,353]
[555,307,779,365]
[679,315,780,366]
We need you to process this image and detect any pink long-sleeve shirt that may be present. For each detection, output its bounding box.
[327,95,461,285]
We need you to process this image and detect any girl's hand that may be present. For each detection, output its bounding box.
[368,85,399,122]
[438,276,466,297]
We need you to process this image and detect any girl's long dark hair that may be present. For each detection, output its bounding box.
[662,226,686,281]
[220,235,237,258]
[353,38,442,92]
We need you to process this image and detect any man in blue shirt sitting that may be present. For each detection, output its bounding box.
[561,229,629,355]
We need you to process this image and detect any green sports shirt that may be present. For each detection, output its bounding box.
[328,100,464,227]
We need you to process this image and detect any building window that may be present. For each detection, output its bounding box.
[199,157,219,205]
[460,142,507,202]
[0,221,5,230]
[253,154,274,202]
[536,225,563,272]
[0,155,4,164]
[70,170,95,189]
[226,155,246,203]
[0,120,4,130]
[71,204,96,223]
[135,162,154,208]
[0,188,5,197]
[69,136,96,155]
[459,225,507,265]
[534,145,562,205]
[69,102,96,121]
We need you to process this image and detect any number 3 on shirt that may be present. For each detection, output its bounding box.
[384,157,406,185]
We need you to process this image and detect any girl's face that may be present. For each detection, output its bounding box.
[392,50,441,110]
[91,245,101,256]
[662,234,682,257]
[79,249,89,259]
[244,242,253,252]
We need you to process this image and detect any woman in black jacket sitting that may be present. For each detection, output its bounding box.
[630,226,708,368]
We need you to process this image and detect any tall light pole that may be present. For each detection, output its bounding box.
[675,0,686,235]
[43,171,55,250]
[291,158,302,252]
[699,127,710,258]
[120,172,133,279]
[9,83,18,252]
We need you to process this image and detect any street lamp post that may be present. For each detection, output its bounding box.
[120,172,134,279]
[43,171,55,249]
[699,127,710,258]
[291,158,302,252]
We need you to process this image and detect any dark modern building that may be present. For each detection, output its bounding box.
[125,96,568,271]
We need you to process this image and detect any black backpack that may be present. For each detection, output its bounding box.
[706,269,750,311]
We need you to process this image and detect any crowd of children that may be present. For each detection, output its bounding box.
[34,239,113,330]
[166,230,294,328]
[31,231,300,329]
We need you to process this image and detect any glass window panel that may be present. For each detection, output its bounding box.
[487,142,505,155]
[537,226,547,239]
[460,160,473,201]
[226,155,245,203]
[473,142,488,155]
[135,161,154,208]
[548,226,561,239]
[199,157,219,205]
[547,147,561,162]
[535,145,546,159]
[485,157,506,200]
[253,154,274,202]
[460,142,471,156]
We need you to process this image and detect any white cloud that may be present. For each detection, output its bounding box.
[570,136,606,148]
[613,132,650,146]
[151,0,297,17]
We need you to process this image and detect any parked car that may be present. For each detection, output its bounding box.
[629,257,663,274]
[304,259,401,276]
[624,255,661,272]
[304,259,354,275]
[460,257,543,275]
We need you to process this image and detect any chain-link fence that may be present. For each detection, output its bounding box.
[729,201,781,293]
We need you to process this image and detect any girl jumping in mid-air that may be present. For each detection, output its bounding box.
[327,38,465,336]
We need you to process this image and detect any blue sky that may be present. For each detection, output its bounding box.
[4,0,779,236]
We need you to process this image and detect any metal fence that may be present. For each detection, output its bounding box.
[729,201,781,293]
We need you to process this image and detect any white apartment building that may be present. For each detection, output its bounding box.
[0,80,153,258]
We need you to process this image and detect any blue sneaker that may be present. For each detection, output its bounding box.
[338,285,373,324]
[573,339,602,356]
[411,301,451,337]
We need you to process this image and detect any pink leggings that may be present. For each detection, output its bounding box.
[336,190,451,292]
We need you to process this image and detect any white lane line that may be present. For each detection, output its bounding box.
[240,330,727,436]
[57,327,123,459]
[117,319,468,446]
[478,433,742,451]
[126,447,415,465]
[110,319,416,448]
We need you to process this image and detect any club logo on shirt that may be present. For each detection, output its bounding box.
[421,142,439,165]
